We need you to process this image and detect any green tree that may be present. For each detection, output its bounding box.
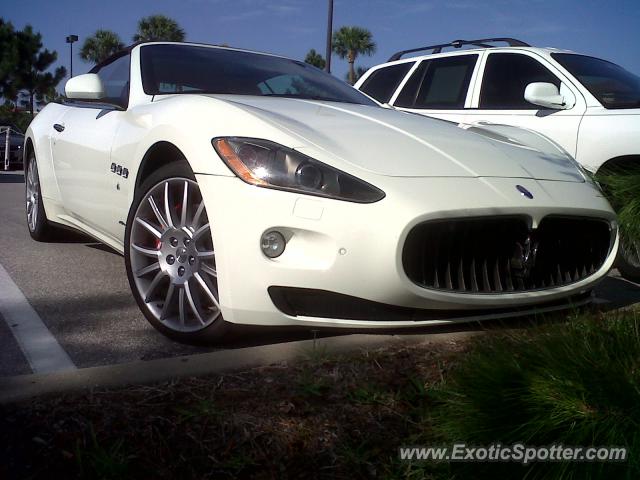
[304,49,326,70]
[344,65,369,84]
[332,26,376,85]
[133,15,185,42]
[0,19,19,99]
[14,25,66,115]
[80,30,124,64]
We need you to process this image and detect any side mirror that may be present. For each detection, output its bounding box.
[65,74,104,100]
[524,82,567,110]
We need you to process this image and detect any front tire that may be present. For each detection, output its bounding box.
[124,162,230,344]
[25,152,53,241]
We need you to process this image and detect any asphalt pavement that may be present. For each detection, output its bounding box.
[1,170,640,378]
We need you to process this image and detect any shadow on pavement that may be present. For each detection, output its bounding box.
[17,265,640,371]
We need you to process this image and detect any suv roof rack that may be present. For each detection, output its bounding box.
[388,37,530,62]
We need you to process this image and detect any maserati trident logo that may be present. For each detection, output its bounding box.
[511,234,539,279]
[516,185,534,199]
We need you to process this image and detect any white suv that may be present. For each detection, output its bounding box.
[355,37,640,281]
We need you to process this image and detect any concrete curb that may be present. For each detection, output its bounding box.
[0,331,476,404]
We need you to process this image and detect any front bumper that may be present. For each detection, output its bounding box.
[196,173,618,328]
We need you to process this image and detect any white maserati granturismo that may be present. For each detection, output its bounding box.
[24,42,618,343]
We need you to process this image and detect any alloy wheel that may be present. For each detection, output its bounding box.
[26,158,39,233]
[621,238,640,269]
[129,178,220,332]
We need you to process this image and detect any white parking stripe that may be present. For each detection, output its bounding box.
[0,262,76,373]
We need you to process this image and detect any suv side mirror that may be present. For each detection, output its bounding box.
[524,82,568,110]
[65,74,104,100]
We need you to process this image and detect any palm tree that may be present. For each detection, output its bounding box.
[133,15,185,42]
[344,66,369,83]
[80,30,124,64]
[304,49,326,70]
[332,26,376,85]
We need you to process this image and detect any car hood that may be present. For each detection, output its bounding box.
[210,95,584,182]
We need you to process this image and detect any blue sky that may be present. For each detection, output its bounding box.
[3,0,640,83]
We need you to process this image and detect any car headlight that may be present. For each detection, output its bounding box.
[212,137,385,203]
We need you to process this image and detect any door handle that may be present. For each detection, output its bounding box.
[53,123,65,132]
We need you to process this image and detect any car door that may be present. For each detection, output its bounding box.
[390,53,481,124]
[51,53,130,238]
[465,51,586,156]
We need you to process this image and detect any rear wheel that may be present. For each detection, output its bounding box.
[25,153,53,241]
[125,162,230,344]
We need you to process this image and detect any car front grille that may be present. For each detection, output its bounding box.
[402,216,612,293]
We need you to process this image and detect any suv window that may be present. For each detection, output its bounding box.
[394,55,478,109]
[480,53,560,109]
[551,53,640,109]
[93,54,131,108]
[359,62,414,103]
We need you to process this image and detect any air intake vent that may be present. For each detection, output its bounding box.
[402,216,612,293]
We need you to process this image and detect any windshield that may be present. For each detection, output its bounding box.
[140,44,376,106]
[552,53,640,109]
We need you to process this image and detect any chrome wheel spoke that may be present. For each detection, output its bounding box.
[192,201,205,230]
[194,272,220,308]
[163,181,175,228]
[201,263,217,278]
[160,283,175,320]
[178,287,186,326]
[136,262,160,278]
[144,270,166,302]
[181,181,189,227]
[184,281,205,325]
[132,243,161,257]
[197,249,215,258]
[148,196,169,231]
[135,217,162,239]
[192,223,210,242]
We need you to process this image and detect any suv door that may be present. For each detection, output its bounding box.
[391,53,480,123]
[51,53,130,239]
[466,51,586,156]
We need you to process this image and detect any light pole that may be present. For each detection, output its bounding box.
[325,0,333,73]
[66,35,78,78]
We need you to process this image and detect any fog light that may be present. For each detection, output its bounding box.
[261,230,286,258]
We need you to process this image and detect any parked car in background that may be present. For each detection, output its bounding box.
[355,37,640,281]
[24,42,618,343]
[0,122,25,170]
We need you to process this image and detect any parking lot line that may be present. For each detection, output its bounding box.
[0,262,76,374]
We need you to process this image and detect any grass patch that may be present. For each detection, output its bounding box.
[75,429,133,480]
[596,165,640,243]
[424,309,640,479]
[0,339,463,479]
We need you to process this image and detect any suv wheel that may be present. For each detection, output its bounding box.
[617,239,640,283]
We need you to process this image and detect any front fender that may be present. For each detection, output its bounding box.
[115,94,308,208]
[24,103,68,204]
